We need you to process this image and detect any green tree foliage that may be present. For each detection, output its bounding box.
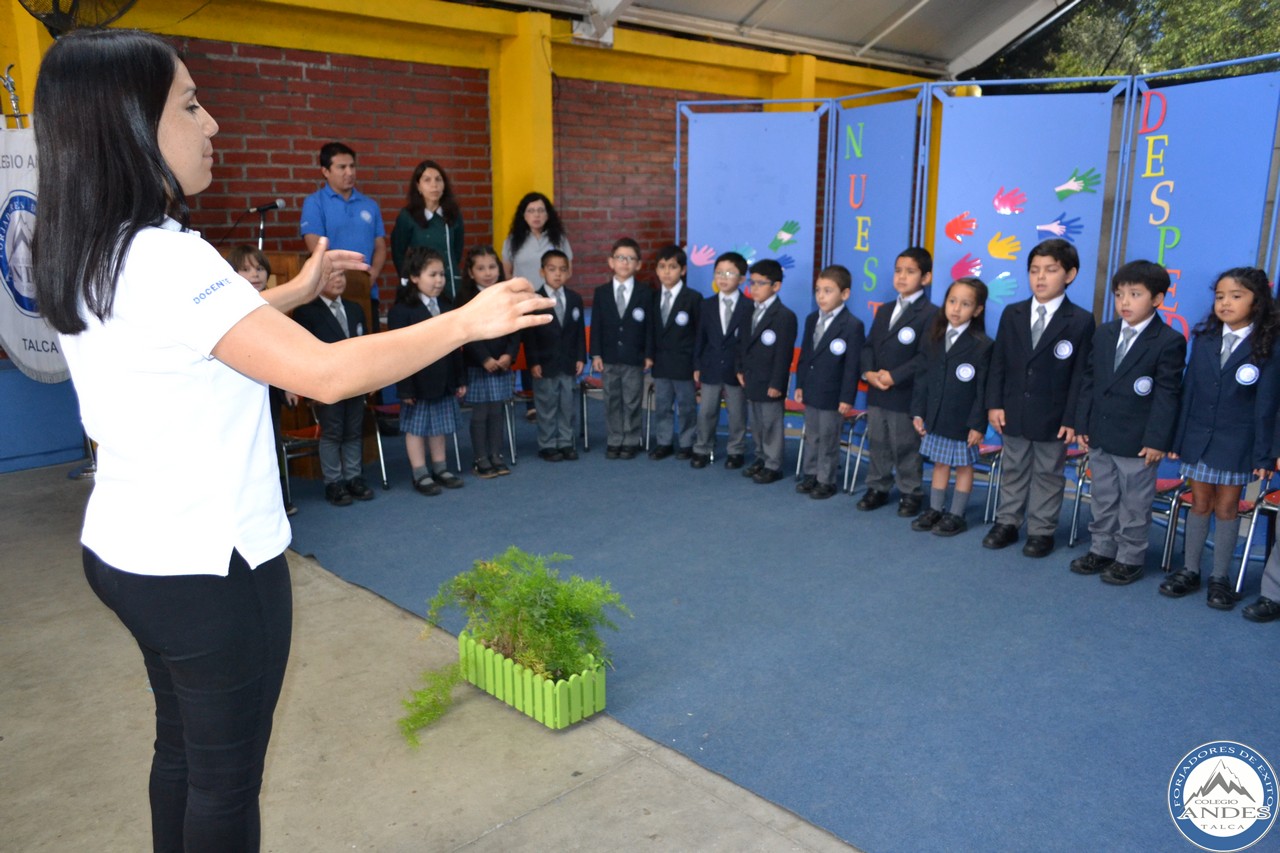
[966,0,1280,80]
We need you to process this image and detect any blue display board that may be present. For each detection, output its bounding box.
[685,109,822,313]
[830,97,919,329]
[931,88,1119,332]
[1125,72,1280,341]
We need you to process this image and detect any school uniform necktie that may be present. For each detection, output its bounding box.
[1221,332,1238,367]
[1114,326,1135,369]
[330,299,348,337]
[945,328,958,352]
[813,313,830,348]
[427,297,439,318]
[722,297,733,334]
[661,289,672,325]
[615,283,627,316]
[752,304,765,333]
[554,289,564,324]
[890,296,907,327]
[1030,304,1047,349]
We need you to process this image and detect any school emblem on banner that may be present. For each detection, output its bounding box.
[1168,741,1276,851]
[0,129,67,383]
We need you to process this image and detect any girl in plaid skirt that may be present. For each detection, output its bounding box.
[458,245,519,477]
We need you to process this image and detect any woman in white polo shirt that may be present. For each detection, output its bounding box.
[31,30,551,853]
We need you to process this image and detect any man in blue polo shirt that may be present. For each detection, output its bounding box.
[301,141,387,328]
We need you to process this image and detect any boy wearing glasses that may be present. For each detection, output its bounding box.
[736,259,798,483]
[692,251,754,469]
[591,237,653,458]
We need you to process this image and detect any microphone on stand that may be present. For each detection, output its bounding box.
[248,198,287,214]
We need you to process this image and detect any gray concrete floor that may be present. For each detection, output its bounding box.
[1,462,859,852]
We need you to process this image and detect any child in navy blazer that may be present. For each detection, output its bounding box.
[648,245,702,460]
[858,247,937,516]
[459,245,519,478]
[1071,261,1186,585]
[590,237,653,459]
[691,252,753,469]
[795,265,865,499]
[910,277,992,536]
[983,238,1095,558]
[523,249,586,462]
[388,247,467,496]
[737,259,798,483]
[1164,267,1280,613]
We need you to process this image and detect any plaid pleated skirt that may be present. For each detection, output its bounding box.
[464,367,514,404]
[1179,460,1252,486]
[920,432,980,467]
[400,396,459,437]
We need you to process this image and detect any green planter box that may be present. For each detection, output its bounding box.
[458,632,606,730]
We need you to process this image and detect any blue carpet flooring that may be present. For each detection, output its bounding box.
[288,403,1280,853]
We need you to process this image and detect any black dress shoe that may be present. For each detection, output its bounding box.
[1207,578,1237,611]
[346,477,375,501]
[492,459,511,476]
[724,454,745,470]
[1070,551,1114,576]
[559,447,579,461]
[413,476,442,496]
[1158,568,1200,597]
[743,459,765,478]
[932,512,968,537]
[538,448,564,462]
[795,475,818,494]
[606,446,621,460]
[649,445,674,460]
[897,496,922,517]
[690,454,710,469]
[753,467,784,484]
[473,461,499,479]
[324,482,352,507]
[1100,561,1143,585]
[810,482,838,500]
[618,446,637,460]
[675,447,694,460]
[1243,596,1280,622]
[1022,534,1054,558]
[982,523,1018,549]
[856,488,889,511]
[911,508,942,531]
[434,470,465,490]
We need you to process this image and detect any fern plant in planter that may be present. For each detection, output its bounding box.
[399,547,630,745]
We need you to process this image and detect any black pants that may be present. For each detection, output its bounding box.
[84,548,292,853]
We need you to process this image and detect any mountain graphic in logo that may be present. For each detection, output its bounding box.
[1190,759,1256,802]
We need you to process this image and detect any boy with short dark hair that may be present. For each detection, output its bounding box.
[590,237,653,459]
[1071,260,1185,584]
[736,259,798,484]
[795,265,865,499]
[983,238,1096,558]
[858,247,937,516]
[691,251,753,469]
[525,249,586,462]
[649,245,702,459]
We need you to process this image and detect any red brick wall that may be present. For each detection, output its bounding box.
[553,77,733,304]
[176,38,492,316]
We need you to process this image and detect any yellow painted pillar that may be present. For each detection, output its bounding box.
[767,53,817,112]
[489,11,554,249]
[0,0,52,128]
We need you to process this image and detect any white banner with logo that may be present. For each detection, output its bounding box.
[1,128,66,383]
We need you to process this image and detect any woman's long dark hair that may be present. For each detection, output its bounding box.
[404,159,460,227]
[506,191,566,256]
[33,29,187,334]
[1192,266,1279,364]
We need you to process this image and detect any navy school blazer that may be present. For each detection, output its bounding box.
[694,291,753,386]
[523,286,587,379]
[736,298,798,403]
[985,295,1095,441]
[387,296,464,401]
[590,280,653,366]
[649,284,703,380]
[293,295,365,344]
[1076,315,1186,457]
[910,329,994,441]
[1173,330,1280,472]
[795,307,865,411]
[859,294,938,413]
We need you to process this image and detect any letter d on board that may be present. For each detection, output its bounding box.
[1138,90,1167,134]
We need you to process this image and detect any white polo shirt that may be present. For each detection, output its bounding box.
[59,219,290,576]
